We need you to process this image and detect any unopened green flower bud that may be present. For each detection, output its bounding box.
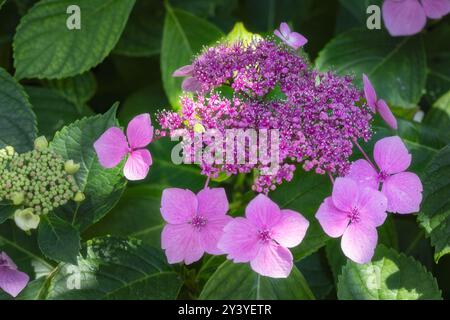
[64,160,80,175]
[34,136,49,151]
[73,192,85,202]
[11,192,25,205]
[5,146,15,156]
[14,208,40,232]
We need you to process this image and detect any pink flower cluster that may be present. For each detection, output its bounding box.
[159,36,374,193]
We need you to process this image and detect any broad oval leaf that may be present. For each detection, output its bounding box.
[337,245,442,300]
[200,261,315,300]
[418,144,450,262]
[45,236,182,300]
[38,214,81,265]
[161,5,224,108]
[316,28,426,108]
[13,0,136,79]
[424,91,450,142]
[0,67,37,152]
[45,71,97,106]
[50,105,127,231]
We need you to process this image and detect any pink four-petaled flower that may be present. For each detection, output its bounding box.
[218,194,309,278]
[363,74,398,130]
[274,22,308,50]
[94,113,153,181]
[161,188,232,264]
[0,252,29,298]
[383,0,450,36]
[347,136,423,214]
[316,177,388,264]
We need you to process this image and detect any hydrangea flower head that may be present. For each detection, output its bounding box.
[363,74,397,129]
[218,194,309,278]
[274,22,308,50]
[382,0,450,36]
[0,252,29,297]
[347,136,423,214]
[161,187,232,264]
[316,177,387,264]
[94,113,153,181]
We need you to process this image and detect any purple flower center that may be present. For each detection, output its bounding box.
[190,215,207,229]
[378,170,389,183]
[258,229,272,243]
[347,207,360,224]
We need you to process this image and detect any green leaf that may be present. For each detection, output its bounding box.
[225,22,261,45]
[44,236,182,300]
[25,85,92,139]
[316,28,426,108]
[0,67,37,152]
[337,245,442,300]
[0,201,15,224]
[50,105,127,231]
[271,171,331,261]
[418,144,450,262]
[0,277,50,300]
[44,71,97,106]
[296,252,334,299]
[84,185,165,247]
[113,0,164,57]
[199,261,315,300]
[423,91,450,141]
[161,5,224,108]
[13,0,136,79]
[38,214,81,264]
[0,0,5,10]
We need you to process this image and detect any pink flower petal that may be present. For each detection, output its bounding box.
[274,29,284,41]
[421,0,450,19]
[161,223,204,264]
[197,188,229,219]
[382,0,427,36]
[218,217,260,263]
[279,22,291,38]
[374,136,412,174]
[287,32,308,50]
[0,252,17,270]
[0,267,29,298]
[332,177,359,212]
[182,77,202,92]
[357,188,388,227]
[250,243,293,278]
[271,209,309,248]
[363,74,377,112]
[200,216,233,255]
[245,194,282,229]
[123,148,152,181]
[341,223,378,264]
[315,197,349,238]
[347,159,379,190]
[377,99,398,130]
[126,113,153,149]
[161,188,198,224]
[382,172,423,214]
[93,127,128,168]
[172,64,194,77]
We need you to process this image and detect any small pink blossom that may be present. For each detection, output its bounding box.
[172,64,202,92]
[218,194,309,278]
[161,188,232,264]
[347,136,423,214]
[363,74,397,129]
[0,252,29,298]
[316,177,388,264]
[383,0,450,36]
[94,113,153,181]
[274,22,308,50]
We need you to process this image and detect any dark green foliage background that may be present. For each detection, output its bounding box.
[0,0,449,300]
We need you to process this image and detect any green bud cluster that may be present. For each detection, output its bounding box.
[0,138,84,216]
